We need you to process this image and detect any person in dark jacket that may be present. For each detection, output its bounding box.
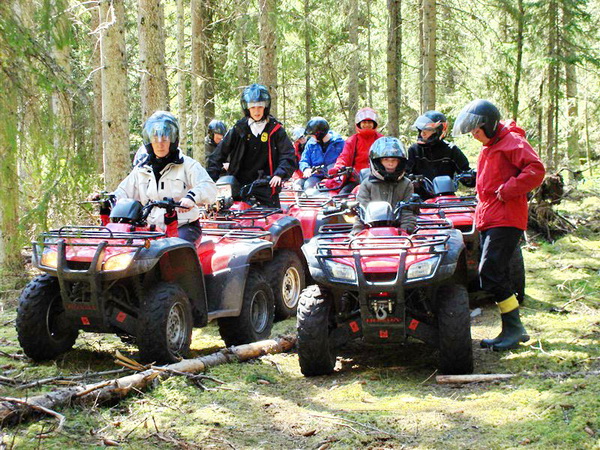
[299,117,345,189]
[207,84,296,207]
[407,110,473,198]
[353,137,416,234]
[204,119,227,162]
[453,99,545,351]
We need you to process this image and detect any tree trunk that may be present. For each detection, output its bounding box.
[0,71,21,272]
[347,0,359,135]
[191,0,207,162]
[304,0,312,122]
[562,1,580,182]
[0,336,296,427]
[511,0,524,121]
[387,0,402,137]
[204,2,215,127]
[259,0,278,117]
[52,0,73,156]
[545,0,559,169]
[90,4,104,169]
[99,0,131,189]
[420,0,436,112]
[138,0,169,121]
[234,2,249,88]
[176,0,189,153]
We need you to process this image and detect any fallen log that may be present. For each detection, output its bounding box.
[436,370,600,384]
[0,335,296,428]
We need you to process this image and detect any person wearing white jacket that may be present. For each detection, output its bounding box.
[112,111,216,243]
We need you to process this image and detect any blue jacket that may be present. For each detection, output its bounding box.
[299,131,345,172]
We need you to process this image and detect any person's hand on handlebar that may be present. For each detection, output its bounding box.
[270,176,282,188]
[302,168,312,178]
[177,197,195,213]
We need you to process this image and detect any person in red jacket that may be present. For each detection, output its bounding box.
[453,99,545,351]
[329,107,383,194]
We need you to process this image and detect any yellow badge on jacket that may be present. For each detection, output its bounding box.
[261,132,268,142]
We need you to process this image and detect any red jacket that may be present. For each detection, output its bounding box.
[333,128,383,173]
[475,120,545,231]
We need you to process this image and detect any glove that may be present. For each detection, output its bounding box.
[328,167,339,176]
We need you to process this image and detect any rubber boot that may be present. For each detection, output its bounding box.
[480,295,529,351]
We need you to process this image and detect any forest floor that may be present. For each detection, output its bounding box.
[1,178,599,449]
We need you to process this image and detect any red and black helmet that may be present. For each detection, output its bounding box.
[411,110,448,145]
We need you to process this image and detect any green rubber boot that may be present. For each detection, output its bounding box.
[480,295,529,351]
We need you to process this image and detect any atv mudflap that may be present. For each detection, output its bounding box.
[329,252,439,347]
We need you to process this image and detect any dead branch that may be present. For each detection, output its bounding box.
[0,397,65,436]
[16,369,129,390]
[0,335,296,427]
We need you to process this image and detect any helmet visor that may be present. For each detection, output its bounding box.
[143,118,178,145]
[452,111,486,137]
[412,115,442,131]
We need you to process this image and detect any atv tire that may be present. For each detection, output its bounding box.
[137,282,193,363]
[297,285,337,376]
[265,250,305,321]
[16,274,79,361]
[436,284,474,375]
[509,246,526,304]
[218,269,275,346]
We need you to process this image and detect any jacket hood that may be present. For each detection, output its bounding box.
[492,120,526,143]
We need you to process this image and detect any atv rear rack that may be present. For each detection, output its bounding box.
[216,206,282,221]
[201,225,270,240]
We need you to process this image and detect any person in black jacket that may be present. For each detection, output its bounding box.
[204,119,227,161]
[207,84,296,207]
[407,110,473,198]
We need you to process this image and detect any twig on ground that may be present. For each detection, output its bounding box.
[0,350,25,361]
[531,339,566,360]
[17,369,129,390]
[420,369,438,385]
[0,397,64,436]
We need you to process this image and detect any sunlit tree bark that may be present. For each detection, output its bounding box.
[99,0,130,189]
[259,0,278,116]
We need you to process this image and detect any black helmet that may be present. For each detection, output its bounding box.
[412,110,448,145]
[240,84,271,119]
[369,137,408,182]
[305,117,330,141]
[208,120,227,139]
[452,99,501,139]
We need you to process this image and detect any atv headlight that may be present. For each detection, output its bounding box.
[324,260,356,282]
[41,249,58,268]
[406,256,439,280]
[103,252,135,272]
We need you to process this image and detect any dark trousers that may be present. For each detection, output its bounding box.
[178,220,202,243]
[479,227,523,303]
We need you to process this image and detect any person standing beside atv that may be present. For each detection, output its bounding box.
[299,117,345,189]
[207,84,296,207]
[205,119,227,161]
[111,111,217,243]
[329,107,384,194]
[453,99,545,351]
[407,110,474,199]
[353,137,416,234]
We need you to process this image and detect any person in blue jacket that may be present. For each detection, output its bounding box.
[298,117,345,190]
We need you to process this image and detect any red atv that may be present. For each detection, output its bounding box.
[413,173,525,303]
[17,197,277,363]
[204,176,306,320]
[297,200,473,376]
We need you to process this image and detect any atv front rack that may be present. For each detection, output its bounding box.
[40,225,165,243]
